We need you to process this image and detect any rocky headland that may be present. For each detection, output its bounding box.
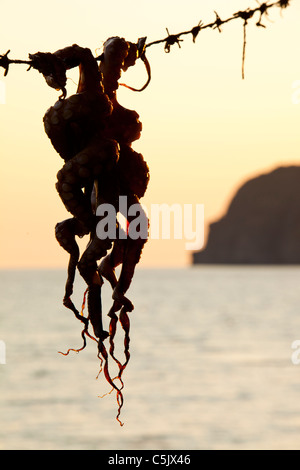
[193,166,300,264]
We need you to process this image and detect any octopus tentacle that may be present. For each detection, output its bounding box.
[40,39,151,425]
[77,236,112,340]
[97,339,124,426]
[55,136,119,233]
[119,307,131,379]
[58,288,97,356]
[55,217,80,300]
[108,307,125,389]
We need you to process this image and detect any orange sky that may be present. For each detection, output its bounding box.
[0,0,300,268]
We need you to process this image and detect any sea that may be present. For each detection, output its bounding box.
[1,266,300,450]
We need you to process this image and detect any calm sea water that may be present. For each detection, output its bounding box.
[1,266,300,450]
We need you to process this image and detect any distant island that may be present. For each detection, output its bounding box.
[192,166,300,265]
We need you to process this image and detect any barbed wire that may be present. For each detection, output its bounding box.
[145,0,292,79]
[0,1,293,80]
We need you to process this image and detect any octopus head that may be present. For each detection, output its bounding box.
[102,37,129,69]
[100,36,151,94]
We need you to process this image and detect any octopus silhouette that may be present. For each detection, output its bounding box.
[1,37,151,425]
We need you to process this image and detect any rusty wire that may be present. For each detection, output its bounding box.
[145,1,292,78]
[0,1,293,80]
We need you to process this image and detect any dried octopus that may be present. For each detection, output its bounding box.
[1,37,151,425]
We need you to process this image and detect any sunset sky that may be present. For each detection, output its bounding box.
[0,0,300,268]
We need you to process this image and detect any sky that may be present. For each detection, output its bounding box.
[0,0,300,268]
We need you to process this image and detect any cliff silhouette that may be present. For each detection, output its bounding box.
[193,166,300,264]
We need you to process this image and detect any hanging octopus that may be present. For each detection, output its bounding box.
[0,37,151,425]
